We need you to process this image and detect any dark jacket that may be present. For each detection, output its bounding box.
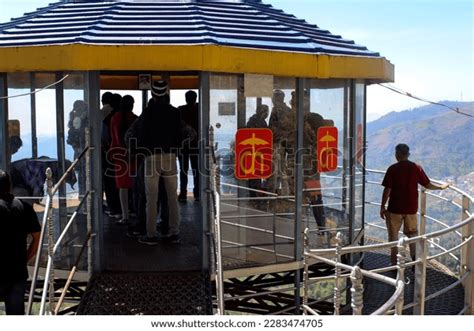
[139,98,183,154]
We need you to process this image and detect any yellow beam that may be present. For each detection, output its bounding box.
[0,44,394,82]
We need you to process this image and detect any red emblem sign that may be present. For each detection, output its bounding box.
[235,129,273,180]
[317,126,338,173]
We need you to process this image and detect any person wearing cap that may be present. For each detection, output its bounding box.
[137,80,183,245]
[380,143,449,265]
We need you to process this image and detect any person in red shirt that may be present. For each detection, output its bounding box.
[381,144,448,265]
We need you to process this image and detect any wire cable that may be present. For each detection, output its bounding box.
[378,83,474,118]
[0,74,70,100]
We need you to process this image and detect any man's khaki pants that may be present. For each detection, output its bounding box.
[144,153,180,237]
[385,212,418,265]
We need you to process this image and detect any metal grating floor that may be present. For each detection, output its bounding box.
[355,251,465,315]
[77,272,213,315]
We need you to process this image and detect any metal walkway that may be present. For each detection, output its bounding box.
[74,202,213,315]
[102,202,202,272]
[359,251,464,315]
[76,271,212,315]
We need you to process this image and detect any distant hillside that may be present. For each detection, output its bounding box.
[366,101,474,179]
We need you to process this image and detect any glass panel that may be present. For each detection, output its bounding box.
[305,79,350,246]
[7,73,32,163]
[64,73,87,197]
[354,81,365,240]
[211,74,296,269]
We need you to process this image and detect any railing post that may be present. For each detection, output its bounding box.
[210,126,225,315]
[395,236,408,315]
[350,266,363,315]
[413,188,427,315]
[39,168,55,315]
[302,229,309,315]
[419,188,427,236]
[413,235,428,315]
[333,232,342,315]
[461,196,473,314]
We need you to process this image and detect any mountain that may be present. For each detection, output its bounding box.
[366,101,474,180]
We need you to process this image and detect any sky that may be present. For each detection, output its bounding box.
[0,0,473,121]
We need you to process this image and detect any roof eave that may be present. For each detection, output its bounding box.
[0,44,394,82]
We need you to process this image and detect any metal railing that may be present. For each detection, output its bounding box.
[303,169,473,315]
[26,131,92,315]
[209,136,474,314]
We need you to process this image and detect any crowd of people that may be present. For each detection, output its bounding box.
[101,81,199,246]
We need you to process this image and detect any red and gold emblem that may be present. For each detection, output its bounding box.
[317,127,338,173]
[235,129,273,180]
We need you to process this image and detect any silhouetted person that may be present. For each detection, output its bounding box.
[102,93,122,218]
[66,100,89,196]
[178,90,199,202]
[381,144,449,265]
[0,170,40,315]
[138,80,182,245]
[109,95,137,224]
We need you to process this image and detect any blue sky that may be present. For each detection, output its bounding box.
[0,0,472,120]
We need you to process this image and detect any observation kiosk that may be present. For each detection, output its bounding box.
[0,0,472,315]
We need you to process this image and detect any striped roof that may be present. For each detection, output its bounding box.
[0,0,379,57]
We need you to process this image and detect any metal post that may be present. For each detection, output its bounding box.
[414,189,427,314]
[55,72,68,263]
[419,188,427,236]
[348,80,356,249]
[395,236,408,315]
[199,72,210,271]
[0,73,8,171]
[30,72,38,158]
[86,71,102,272]
[350,266,363,315]
[334,232,343,315]
[213,158,225,315]
[413,236,427,315]
[39,168,55,315]
[461,196,473,314]
[302,229,309,315]
[293,78,305,314]
[85,127,92,277]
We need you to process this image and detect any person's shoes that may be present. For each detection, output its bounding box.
[116,218,129,225]
[126,229,145,238]
[160,234,181,244]
[109,213,122,219]
[194,195,200,202]
[138,236,159,246]
[178,192,187,202]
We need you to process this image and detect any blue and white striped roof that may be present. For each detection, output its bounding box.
[0,0,380,57]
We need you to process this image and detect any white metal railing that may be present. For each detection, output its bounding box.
[210,147,474,314]
[26,131,92,315]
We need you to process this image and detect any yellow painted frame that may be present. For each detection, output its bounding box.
[0,44,394,82]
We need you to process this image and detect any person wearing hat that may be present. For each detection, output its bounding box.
[137,80,183,245]
[380,143,449,265]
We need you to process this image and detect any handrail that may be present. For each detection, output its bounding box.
[27,139,91,315]
[53,230,93,315]
[210,158,473,314]
[52,146,89,196]
[303,234,408,315]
